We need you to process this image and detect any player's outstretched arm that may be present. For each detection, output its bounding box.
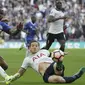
[9,22,23,36]
[5,67,26,85]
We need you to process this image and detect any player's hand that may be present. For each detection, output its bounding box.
[16,22,23,31]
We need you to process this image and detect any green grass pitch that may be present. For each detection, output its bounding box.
[0,49,85,85]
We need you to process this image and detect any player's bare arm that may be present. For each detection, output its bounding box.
[8,22,23,36]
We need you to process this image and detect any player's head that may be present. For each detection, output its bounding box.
[31,15,36,23]
[55,0,62,10]
[28,40,40,54]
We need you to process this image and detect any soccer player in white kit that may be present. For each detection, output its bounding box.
[43,1,66,51]
[5,40,85,84]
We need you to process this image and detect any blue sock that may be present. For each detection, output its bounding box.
[63,71,83,83]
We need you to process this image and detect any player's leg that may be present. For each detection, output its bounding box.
[42,33,55,50]
[0,66,9,79]
[48,67,85,83]
[57,33,66,52]
[51,53,85,83]
[0,56,8,70]
[19,43,24,50]
[59,40,65,52]
[43,62,65,83]
[53,62,65,76]
[62,67,85,83]
[43,61,65,83]
[0,56,9,79]
[43,60,85,83]
[6,63,85,84]
[24,40,31,57]
[19,38,30,51]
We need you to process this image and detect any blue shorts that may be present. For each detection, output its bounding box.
[43,62,65,83]
[43,62,55,83]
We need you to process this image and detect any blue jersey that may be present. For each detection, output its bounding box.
[24,21,37,46]
[0,21,11,33]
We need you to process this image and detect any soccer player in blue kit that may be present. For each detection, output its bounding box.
[0,9,23,80]
[19,15,39,53]
[23,15,39,47]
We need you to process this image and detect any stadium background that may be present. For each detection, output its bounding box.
[0,0,85,43]
[0,0,85,49]
[0,0,85,85]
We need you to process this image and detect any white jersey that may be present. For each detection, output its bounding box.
[21,49,53,73]
[48,8,64,34]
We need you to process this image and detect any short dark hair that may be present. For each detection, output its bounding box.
[28,40,40,47]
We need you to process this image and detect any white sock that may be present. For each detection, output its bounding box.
[0,66,8,78]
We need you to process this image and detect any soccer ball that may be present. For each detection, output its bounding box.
[51,50,64,62]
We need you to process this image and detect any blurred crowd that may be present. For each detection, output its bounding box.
[0,0,85,41]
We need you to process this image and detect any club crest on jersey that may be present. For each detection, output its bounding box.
[32,53,46,61]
